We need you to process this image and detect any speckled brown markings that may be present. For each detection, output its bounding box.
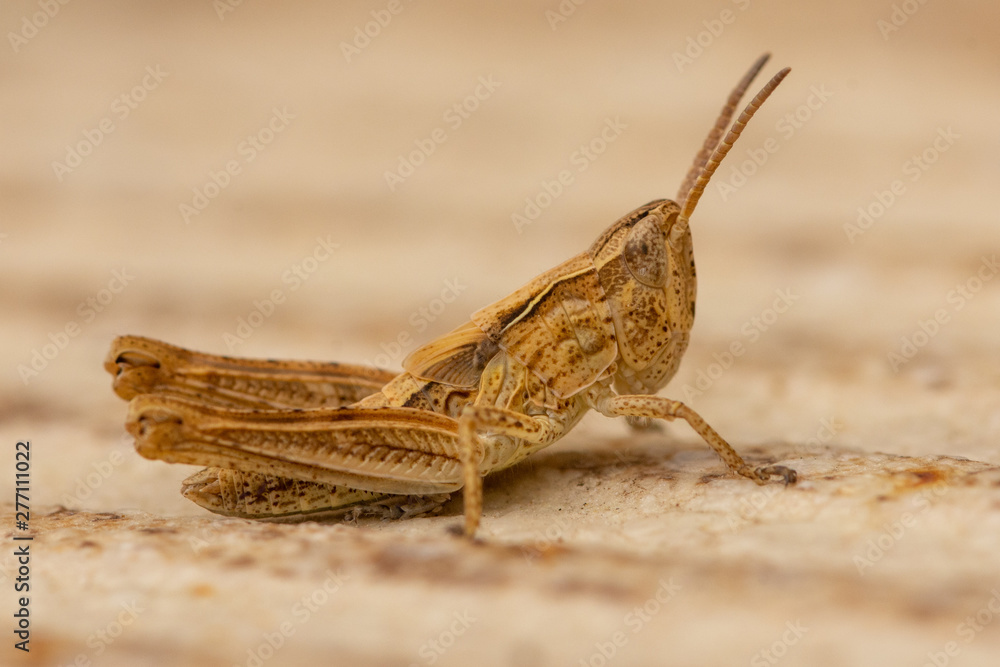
[106,55,797,538]
[181,467,450,521]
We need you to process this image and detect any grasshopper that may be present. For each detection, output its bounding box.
[106,54,796,538]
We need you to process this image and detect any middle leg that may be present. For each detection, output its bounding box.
[456,405,561,538]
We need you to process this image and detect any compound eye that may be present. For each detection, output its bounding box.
[624,215,669,287]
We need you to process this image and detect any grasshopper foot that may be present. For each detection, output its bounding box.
[751,464,797,485]
[446,523,483,544]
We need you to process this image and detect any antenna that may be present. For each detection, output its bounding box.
[676,53,771,205]
[678,62,791,226]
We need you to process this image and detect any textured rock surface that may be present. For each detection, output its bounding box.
[2,2,1000,666]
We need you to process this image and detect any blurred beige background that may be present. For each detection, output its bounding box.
[2,1,1000,666]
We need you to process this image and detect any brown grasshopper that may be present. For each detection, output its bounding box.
[105,54,796,538]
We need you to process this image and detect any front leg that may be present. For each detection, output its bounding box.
[592,393,796,484]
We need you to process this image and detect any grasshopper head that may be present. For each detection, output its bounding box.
[589,199,695,395]
[591,56,789,395]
